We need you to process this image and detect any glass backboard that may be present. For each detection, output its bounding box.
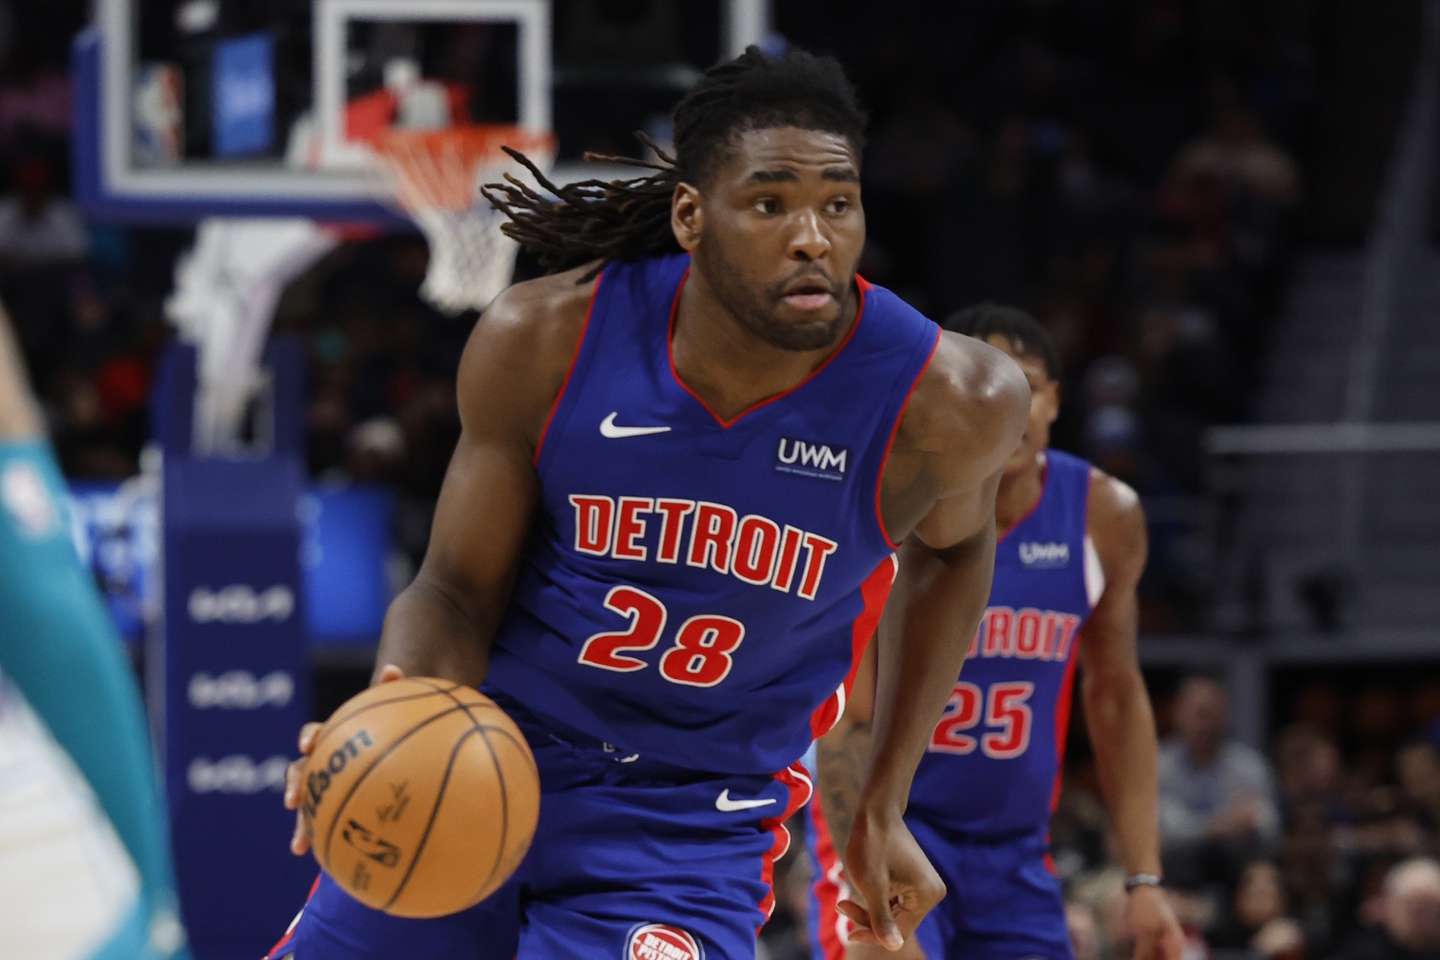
[75,0,771,223]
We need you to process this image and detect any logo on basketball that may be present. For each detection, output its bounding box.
[301,729,376,821]
[341,818,402,868]
[626,923,703,960]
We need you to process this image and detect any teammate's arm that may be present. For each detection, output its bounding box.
[1077,471,1183,960]
[286,266,595,852]
[841,332,1028,952]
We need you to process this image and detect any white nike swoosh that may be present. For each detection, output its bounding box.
[599,412,672,439]
[715,789,778,812]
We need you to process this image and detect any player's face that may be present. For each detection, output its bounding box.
[675,126,864,351]
[985,334,1059,476]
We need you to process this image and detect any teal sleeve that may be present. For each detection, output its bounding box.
[0,440,188,960]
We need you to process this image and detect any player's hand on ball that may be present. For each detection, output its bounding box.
[837,806,944,952]
[283,663,407,855]
[1127,885,1185,960]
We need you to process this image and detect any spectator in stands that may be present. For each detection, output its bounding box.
[1159,676,1282,885]
[1355,788,1428,866]
[1171,103,1301,209]
[0,157,85,265]
[1275,724,1353,825]
[1395,742,1440,837]
[1325,858,1440,960]
[1211,859,1308,959]
[0,47,70,150]
[1281,801,1351,957]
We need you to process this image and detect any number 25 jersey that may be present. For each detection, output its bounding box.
[905,449,1102,834]
[485,252,939,775]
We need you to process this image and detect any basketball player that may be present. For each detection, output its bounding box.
[0,307,188,960]
[272,47,1030,960]
[806,305,1185,960]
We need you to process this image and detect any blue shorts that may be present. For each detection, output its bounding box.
[806,803,1072,960]
[266,693,811,960]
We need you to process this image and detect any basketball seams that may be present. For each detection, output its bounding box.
[466,726,513,902]
[308,680,539,917]
[432,685,539,902]
[381,726,480,913]
[316,702,476,865]
[432,685,538,781]
[472,725,540,782]
[318,682,461,736]
[430,684,508,733]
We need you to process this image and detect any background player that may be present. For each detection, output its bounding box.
[808,304,1185,960]
[0,306,188,959]
[272,47,1029,960]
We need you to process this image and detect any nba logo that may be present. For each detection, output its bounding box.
[625,922,704,960]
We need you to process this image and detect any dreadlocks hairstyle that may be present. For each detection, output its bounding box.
[482,45,868,278]
[944,302,1062,382]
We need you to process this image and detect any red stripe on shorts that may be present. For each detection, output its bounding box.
[756,761,814,932]
[807,789,851,960]
[262,873,322,960]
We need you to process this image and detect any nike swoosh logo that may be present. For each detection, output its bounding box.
[715,789,778,812]
[599,412,671,439]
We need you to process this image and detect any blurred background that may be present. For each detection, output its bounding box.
[9,0,1440,958]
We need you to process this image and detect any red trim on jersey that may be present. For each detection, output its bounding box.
[808,792,850,960]
[997,456,1050,544]
[1047,634,1083,817]
[667,271,870,429]
[756,761,813,931]
[874,327,941,549]
[1048,460,1097,819]
[809,555,896,739]
[532,270,604,467]
[262,873,322,959]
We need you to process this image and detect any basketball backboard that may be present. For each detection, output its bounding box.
[74,0,773,223]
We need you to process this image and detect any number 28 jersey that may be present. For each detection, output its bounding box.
[905,449,1103,834]
[484,253,939,776]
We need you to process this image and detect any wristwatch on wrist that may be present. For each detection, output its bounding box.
[1124,872,1164,892]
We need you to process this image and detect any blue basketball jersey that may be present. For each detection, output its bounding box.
[484,253,939,775]
[905,449,1099,834]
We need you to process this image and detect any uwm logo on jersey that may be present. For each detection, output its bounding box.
[1018,541,1070,567]
[774,437,849,481]
[567,494,838,601]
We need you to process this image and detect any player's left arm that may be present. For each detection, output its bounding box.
[841,332,1029,952]
[1077,470,1183,960]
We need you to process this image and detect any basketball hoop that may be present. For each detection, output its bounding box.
[371,124,555,314]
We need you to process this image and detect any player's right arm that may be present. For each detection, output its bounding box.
[286,265,597,853]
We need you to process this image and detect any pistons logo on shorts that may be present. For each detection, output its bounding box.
[625,922,703,960]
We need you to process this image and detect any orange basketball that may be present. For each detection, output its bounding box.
[299,678,540,918]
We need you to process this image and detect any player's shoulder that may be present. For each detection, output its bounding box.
[1083,461,1146,566]
[460,264,597,382]
[470,263,599,355]
[457,263,601,438]
[904,329,1029,459]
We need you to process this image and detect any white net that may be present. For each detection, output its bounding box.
[373,125,555,315]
